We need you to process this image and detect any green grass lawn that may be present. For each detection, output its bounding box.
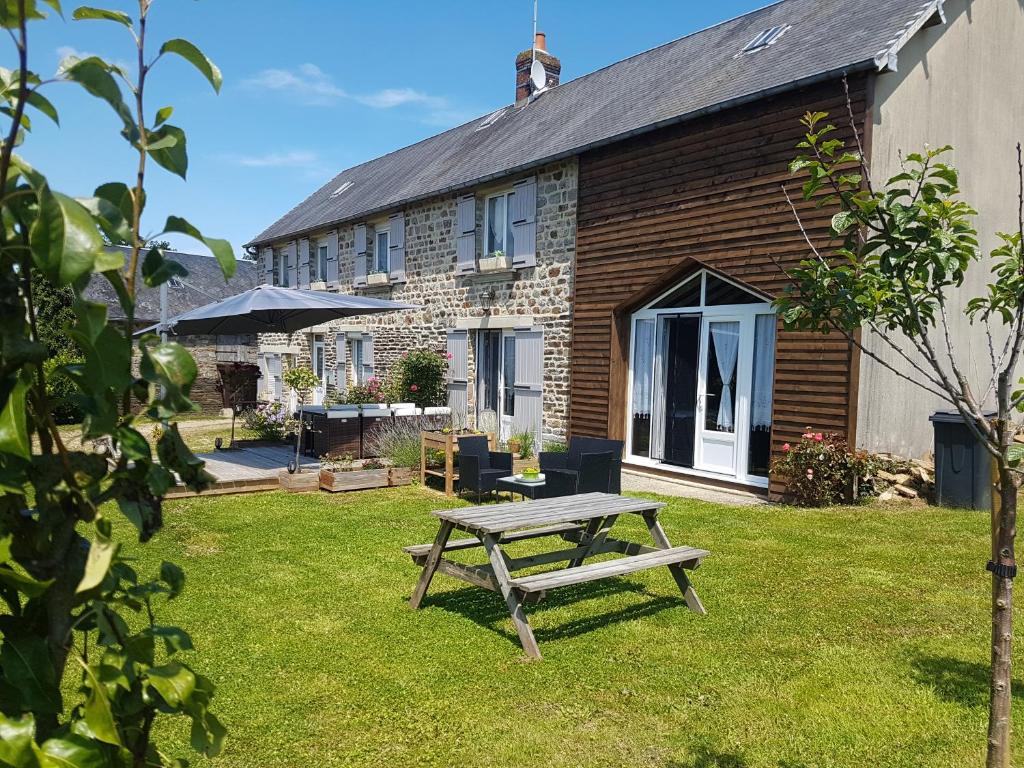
[128,487,1016,767]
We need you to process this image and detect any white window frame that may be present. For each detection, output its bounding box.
[350,338,364,384]
[277,247,288,287]
[484,189,516,257]
[374,229,390,275]
[316,241,329,282]
[625,269,776,489]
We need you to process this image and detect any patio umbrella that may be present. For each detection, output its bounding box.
[138,284,418,336]
[137,284,418,474]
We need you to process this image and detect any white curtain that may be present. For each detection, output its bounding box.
[711,323,740,431]
[632,320,655,416]
[751,314,776,430]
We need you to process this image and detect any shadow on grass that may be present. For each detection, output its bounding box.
[910,654,1024,709]
[420,578,688,645]
[666,746,749,767]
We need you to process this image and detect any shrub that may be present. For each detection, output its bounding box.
[389,349,446,408]
[340,376,387,404]
[241,401,290,441]
[772,430,876,506]
[543,440,568,453]
[509,429,536,459]
[363,414,449,469]
[43,350,85,424]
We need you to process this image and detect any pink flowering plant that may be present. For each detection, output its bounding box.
[389,349,447,408]
[772,429,877,506]
[341,376,387,404]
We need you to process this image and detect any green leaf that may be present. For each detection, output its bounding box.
[146,124,187,179]
[62,57,135,139]
[154,105,173,126]
[148,625,193,654]
[146,663,196,708]
[71,5,131,26]
[831,210,858,235]
[0,563,53,598]
[115,426,150,460]
[159,561,184,598]
[75,658,120,747]
[37,734,111,768]
[0,376,31,460]
[159,38,222,93]
[76,535,118,594]
[30,187,102,285]
[0,713,38,768]
[141,246,188,288]
[140,340,196,396]
[160,216,236,279]
[0,636,61,714]
[25,89,59,124]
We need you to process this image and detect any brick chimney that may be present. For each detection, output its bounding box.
[516,32,560,103]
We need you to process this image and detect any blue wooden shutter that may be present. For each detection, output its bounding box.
[261,248,274,285]
[298,238,311,288]
[455,195,477,275]
[512,327,543,449]
[354,224,368,287]
[511,176,537,269]
[326,230,339,289]
[446,329,469,428]
[389,212,406,283]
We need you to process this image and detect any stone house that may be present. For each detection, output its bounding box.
[84,246,259,413]
[248,0,1024,493]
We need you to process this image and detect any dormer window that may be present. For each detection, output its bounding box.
[485,190,516,257]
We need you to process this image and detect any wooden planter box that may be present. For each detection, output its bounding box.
[319,468,390,492]
[279,470,320,493]
[389,467,415,486]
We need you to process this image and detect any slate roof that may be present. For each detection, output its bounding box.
[83,246,259,323]
[248,0,943,246]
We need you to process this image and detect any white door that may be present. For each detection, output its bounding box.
[476,329,516,441]
[695,318,742,475]
[311,339,327,406]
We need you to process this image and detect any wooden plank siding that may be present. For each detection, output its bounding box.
[570,78,869,496]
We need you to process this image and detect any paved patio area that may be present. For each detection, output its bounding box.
[621,469,767,506]
[169,445,319,497]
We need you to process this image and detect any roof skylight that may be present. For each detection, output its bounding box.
[741,24,791,54]
[329,181,354,198]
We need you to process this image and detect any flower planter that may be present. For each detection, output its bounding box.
[389,467,415,486]
[309,280,327,291]
[479,254,513,272]
[279,469,320,493]
[366,272,390,286]
[319,467,390,492]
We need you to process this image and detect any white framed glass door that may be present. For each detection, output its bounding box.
[311,337,327,405]
[625,269,776,489]
[695,318,742,476]
[476,329,516,440]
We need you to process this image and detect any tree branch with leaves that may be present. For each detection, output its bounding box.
[0,1,234,765]
[777,102,1024,768]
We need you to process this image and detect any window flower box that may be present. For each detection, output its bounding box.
[479,253,513,273]
[366,271,390,286]
[310,280,327,291]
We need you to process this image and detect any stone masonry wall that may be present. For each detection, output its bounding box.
[257,159,577,443]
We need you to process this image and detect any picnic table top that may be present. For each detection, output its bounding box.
[432,492,666,535]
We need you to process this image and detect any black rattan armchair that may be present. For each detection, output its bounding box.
[545,451,614,497]
[539,437,624,494]
[457,435,513,502]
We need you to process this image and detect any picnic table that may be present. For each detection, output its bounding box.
[403,492,709,659]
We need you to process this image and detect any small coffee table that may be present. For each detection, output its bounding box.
[497,475,546,501]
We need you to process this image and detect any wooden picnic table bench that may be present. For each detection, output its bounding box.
[403,492,709,659]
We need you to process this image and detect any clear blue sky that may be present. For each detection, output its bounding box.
[21,0,768,259]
